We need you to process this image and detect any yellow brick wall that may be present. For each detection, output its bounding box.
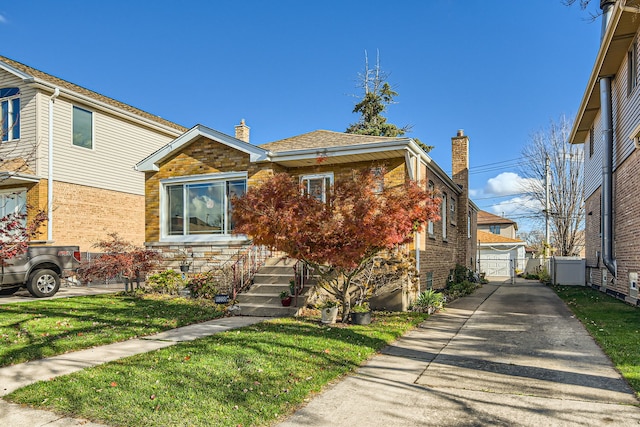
[1,179,146,251]
[289,158,406,187]
[51,181,145,251]
[144,137,277,242]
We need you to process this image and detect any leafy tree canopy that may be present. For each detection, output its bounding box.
[232,170,441,320]
[346,51,433,152]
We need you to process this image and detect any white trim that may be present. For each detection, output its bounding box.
[300,172,334,203]
[136,125,269,172]
[160,234,250,244]
[160,171,247,185]
[72,105,94,150]
[28,81,183,138]
[159,172,248,241]
[0,61,33,81]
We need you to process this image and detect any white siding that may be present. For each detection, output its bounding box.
[44,96,177,195]
[611,40,640,170]
[584,29,640,200]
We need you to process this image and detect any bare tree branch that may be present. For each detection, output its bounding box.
[519,115,585,256]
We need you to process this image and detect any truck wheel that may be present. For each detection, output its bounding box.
[27,269,61,298]
[0,287,20,296]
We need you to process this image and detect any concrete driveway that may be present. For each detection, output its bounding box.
[277,280,640,426]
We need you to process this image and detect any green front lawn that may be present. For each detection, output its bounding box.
[553,285,640,397]
[0,294,224,367]
[6,313,427,427]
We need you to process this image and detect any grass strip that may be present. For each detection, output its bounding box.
[0,294,224,367]
[552,285,640,397]
[6,312,426,427]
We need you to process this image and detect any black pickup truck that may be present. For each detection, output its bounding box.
[0,246,81,297]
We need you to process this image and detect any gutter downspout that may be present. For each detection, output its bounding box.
[600,76,616,278]
[48,87,60,242]
[600,0,616,278]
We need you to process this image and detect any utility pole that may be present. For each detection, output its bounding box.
[544,155,551,260]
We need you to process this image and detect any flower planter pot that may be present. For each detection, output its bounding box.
[180,264,190,273]
[350,311,371,325]
[321,307,339,324]
[281,296,292,307]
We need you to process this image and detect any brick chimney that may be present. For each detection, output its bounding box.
[452,129,469,187]
[452,129,471,266]
[235,119,250,143]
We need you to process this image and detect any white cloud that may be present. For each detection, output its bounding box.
[483,172,540,197]
[489,196,542,217]
[0,15,6,24]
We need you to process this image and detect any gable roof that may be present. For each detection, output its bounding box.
[0,55,187,134]
[259,130,407,152]
[135,124,270,172]
[477,210,517,227]
[569,1,640,144]
[477,230,524,245]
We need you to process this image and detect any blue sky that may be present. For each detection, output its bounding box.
[0,1,602,232]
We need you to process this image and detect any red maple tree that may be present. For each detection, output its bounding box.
[0,209,48,261]
[233,170,441,320]
[77,232,162,289]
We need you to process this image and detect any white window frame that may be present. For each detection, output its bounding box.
[300,172,333,203]
[1,87,20,142]
[159,172,248,243]
[0,188,27,240]
[628,39,638,95]
[72,106,94,150]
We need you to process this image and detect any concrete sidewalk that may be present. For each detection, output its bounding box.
[0,316,270,425]
[277,280,640,426]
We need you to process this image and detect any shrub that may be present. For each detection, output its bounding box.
[538,268,551,285]
[445,279,478,301]
[144,270,184,295]
[412,289,444,313]
[186,272,219,299]
[447,264,475,287]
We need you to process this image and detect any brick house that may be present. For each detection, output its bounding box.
[136,123,478,293]
[477,210,518,239]
[569,0,640,303]
[0,55,186,251]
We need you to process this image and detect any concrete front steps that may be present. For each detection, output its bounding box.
[235,255,311,317]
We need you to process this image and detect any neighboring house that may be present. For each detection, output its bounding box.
[477,210,518,239]
[0,56,186,251]
[476,211,525,278]
[136,124,478,292]
[477,230,526,279]
[569,0,640,303]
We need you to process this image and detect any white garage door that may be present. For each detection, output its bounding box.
[479,254,512,278]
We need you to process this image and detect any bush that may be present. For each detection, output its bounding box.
[447,264,474,287]
[186,272,219,299]
[412,289,444,313]
[445,279,479,301]
[538,268,551,285]
[144,270,184,295]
